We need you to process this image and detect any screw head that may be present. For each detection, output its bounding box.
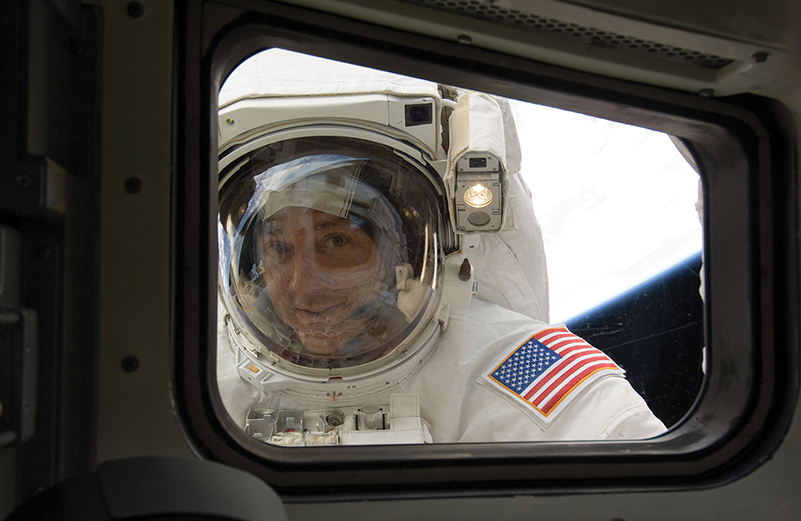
[68,37,84,55]
[15,175,33,189]
[122,356,140,373]
[127,2,144,18]
[125,177,143,194]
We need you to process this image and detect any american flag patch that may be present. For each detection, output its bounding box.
[480,326,624,426]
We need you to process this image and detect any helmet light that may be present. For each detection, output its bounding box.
[453,153,503,232]
[464,183,493,208]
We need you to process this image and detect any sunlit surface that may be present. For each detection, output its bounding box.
[510,100,702,322]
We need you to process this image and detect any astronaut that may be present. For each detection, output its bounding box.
[216,49,666,445]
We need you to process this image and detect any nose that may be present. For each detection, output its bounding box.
[286,242,328,294]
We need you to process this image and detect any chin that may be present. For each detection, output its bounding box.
[296,332,352,357]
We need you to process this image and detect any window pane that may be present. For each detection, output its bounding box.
[215,49,702,446]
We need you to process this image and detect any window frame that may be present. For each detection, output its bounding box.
[172,0,798,499]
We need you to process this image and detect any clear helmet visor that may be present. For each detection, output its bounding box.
[219,136,450,369]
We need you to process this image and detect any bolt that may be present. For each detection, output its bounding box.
[16,175,33,189]
[68,37,84,55]
[122,356,140,373]
[127,2,144,18]
[125,177,143,194]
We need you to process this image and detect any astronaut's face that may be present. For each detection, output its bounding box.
[259,206,387,356]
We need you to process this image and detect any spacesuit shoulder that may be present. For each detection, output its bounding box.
[477,324,627,429]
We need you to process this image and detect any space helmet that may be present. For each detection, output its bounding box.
[217,49,471,398]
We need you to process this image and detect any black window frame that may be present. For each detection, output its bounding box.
[172,0,799,499]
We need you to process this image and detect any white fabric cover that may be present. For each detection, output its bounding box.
[219,50,444,151]
[217,300,665,441]
[472,96,550,322]
[220,51,442,105]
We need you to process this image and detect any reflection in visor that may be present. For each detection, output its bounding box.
[218,137,453,369]
[258,207,390,356]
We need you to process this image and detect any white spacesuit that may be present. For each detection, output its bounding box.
[215,50,666,445]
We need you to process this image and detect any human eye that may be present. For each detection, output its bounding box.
[319,234,351,252]
[330,235,348,248]
[264,240,290,257]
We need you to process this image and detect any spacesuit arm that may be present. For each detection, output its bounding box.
[597,382,667,440]
[577,376,667,440]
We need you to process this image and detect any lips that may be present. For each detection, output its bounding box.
[289,303,360,335]
[293,303,344,321]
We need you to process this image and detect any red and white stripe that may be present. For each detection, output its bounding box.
[522,327,621,416]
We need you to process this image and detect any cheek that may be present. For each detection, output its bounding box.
[262,263,290,284]
[347,264,387,298]
[262,272,287,301]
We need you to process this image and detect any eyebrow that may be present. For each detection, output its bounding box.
[314,215,361,232]
[261,215,353,237]
[314,220,349,231]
